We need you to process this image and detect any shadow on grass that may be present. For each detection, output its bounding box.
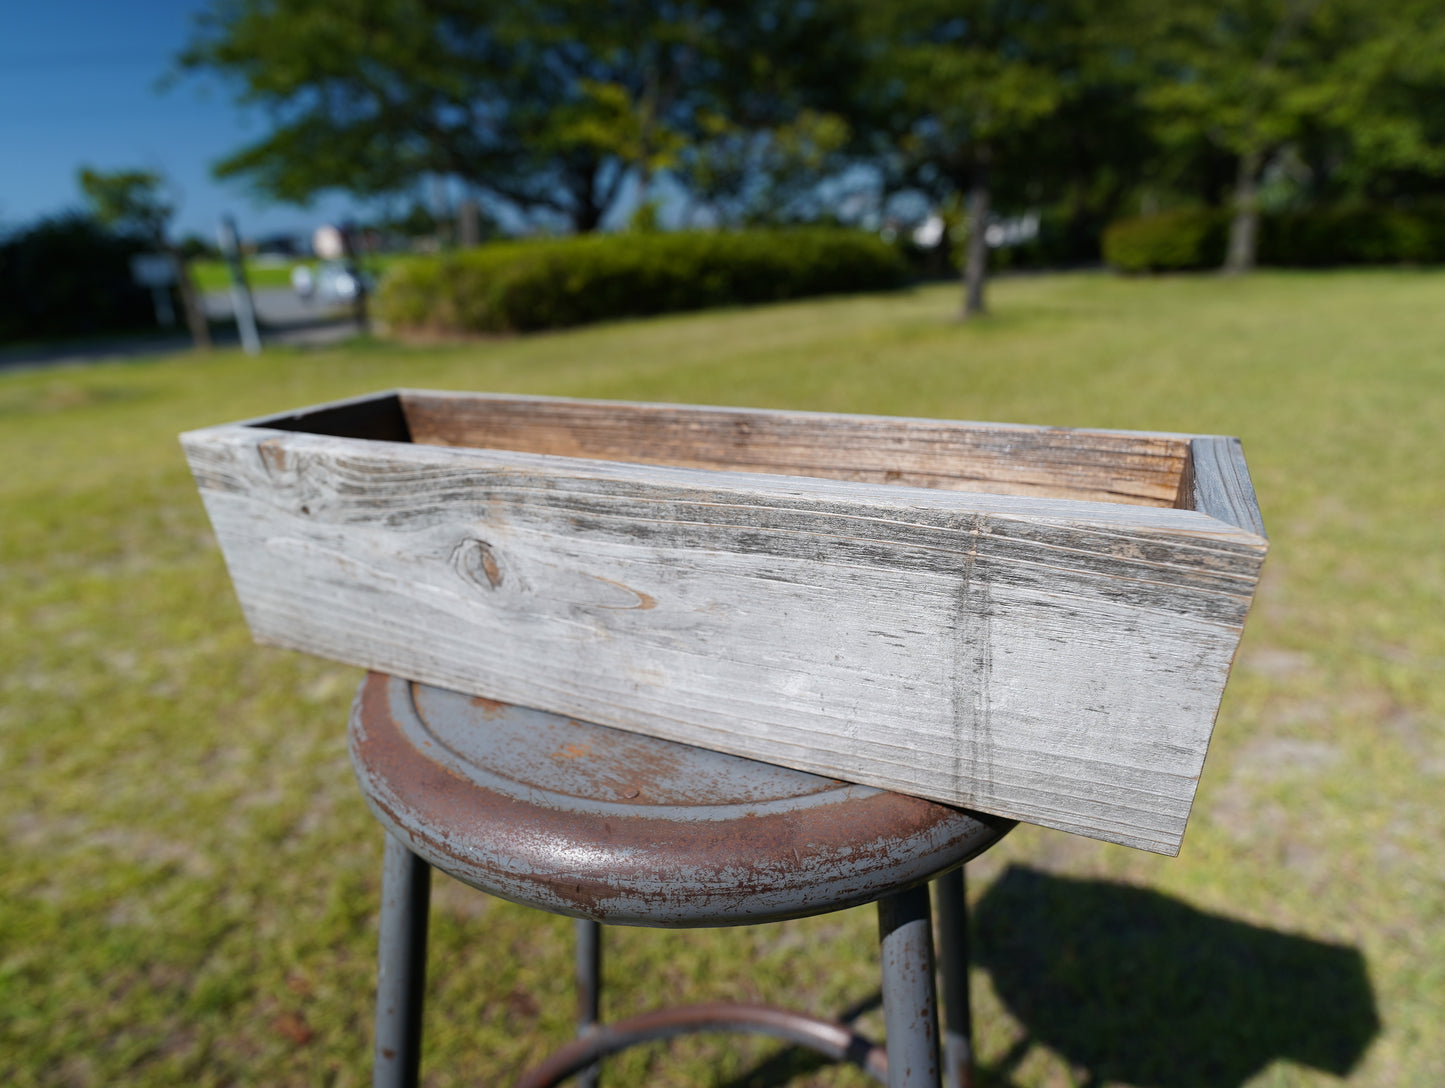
[973,865,1380,1088]
[719,866,1377,1088]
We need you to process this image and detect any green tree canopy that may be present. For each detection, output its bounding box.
[859,0,1104,316]
[177,0,1445,286]
[1124,0,1445,271]
[180,0,845,233]
[77,168,175,245]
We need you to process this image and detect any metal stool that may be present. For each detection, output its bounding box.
[350,673,1013,1088]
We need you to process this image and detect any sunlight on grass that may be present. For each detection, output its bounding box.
[2,271,1441,1086]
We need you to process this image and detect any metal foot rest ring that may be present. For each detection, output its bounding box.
[515,1002,889,1087]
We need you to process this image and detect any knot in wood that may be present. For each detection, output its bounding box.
[452,537,503,590]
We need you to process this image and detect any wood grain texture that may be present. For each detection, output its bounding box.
[1189,436,1269,538]
[399,390,1192,508]
[182,393,1268,854]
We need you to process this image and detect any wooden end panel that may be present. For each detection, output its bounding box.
[1186,436,1267,540]
[399,391,1190,508]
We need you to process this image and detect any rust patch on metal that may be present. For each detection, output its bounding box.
[551,743,592,761]
[469,695,506,717]
[351,672,1014,926]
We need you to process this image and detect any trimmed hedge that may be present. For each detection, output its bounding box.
[375,228,910,334]
[1104,203,1445,272]
[1102,209,1227,273]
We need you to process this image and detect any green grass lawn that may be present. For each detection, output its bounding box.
[189,258,303,291]
[2,272,1441,1087]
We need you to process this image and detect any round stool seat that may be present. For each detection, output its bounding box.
[350,672,1012,927]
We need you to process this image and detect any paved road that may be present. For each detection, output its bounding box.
[1,287,364,372]
[205,286,364,345]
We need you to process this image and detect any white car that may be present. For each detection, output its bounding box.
[293,261,372,304]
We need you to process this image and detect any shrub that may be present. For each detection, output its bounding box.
[0,214,157,342]
[1259,204,1445,266]
[1104,203,1445,273]
[1102,209,1227,273]
[375,229,910,335]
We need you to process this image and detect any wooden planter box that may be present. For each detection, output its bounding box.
[182,390,1267,854]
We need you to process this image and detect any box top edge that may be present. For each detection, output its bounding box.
[211,426,1266,542]
[187,387,1248,447]
[393,387,1229,444]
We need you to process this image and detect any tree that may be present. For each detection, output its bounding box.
[1301,0,1445,203]
[1127,0,1445,272]
[0,214,155,342]
[179,0,879,233]
[672,109,854,227]
[861,1,1088,318]
[687,0,870,225]
[78,168,211,348]
[179,0,755,233]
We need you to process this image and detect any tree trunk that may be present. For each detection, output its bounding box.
[636,95,655,219]
[568,162,605,233]
[633,67,662,229]
[1224,149,1264,275]
[632,158,655,230]
[961,162,991,320]
[170,249,212,351]
[573,200,604,234]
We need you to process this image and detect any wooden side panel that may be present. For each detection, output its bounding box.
[399,391,1191,508]
[182,425,1267,853]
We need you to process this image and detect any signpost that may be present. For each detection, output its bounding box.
[129,253,178,328]
[217,216,262,355]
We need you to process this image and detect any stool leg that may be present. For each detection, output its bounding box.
[935,868,972,1088]
[374,832,431,1088]
[878,885,942,1088]
[575,919,602,1088]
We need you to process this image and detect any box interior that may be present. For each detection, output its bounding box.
[253,391,1194,510]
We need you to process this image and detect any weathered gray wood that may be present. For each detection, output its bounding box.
[181,392,1267,854]
[1189,435,1268,538]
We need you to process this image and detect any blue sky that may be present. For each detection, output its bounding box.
[1,0,370,241]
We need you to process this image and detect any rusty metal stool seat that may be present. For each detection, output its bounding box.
[350,672,1014,1088]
